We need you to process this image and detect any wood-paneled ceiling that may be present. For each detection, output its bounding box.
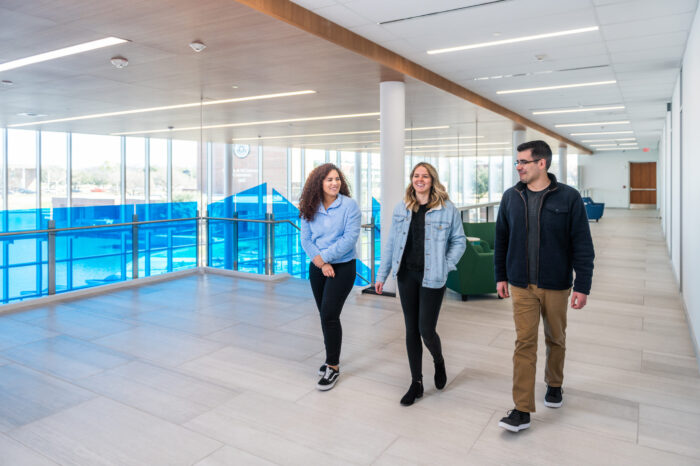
[0,0,600,154]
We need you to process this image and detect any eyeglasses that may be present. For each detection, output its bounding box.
[514,159,539,167]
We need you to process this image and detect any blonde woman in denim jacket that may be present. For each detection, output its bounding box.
[375,162,466,406]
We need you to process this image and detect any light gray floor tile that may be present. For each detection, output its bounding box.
[9,397,222,466]
[193,445,276,466]
[76,361,240,424]
[22,308,135,340]
[638,404,700,459]
[93,325,226,367]
[0,365,96,432]
[0,319,57,351]
[1,336,133,381]
[0,433,58,466]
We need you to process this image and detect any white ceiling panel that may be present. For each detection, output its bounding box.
[595,0,697,25]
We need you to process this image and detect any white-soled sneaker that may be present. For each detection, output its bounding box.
[317,366,340,391]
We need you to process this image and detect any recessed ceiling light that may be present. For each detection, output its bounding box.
[231,85,239,89]
[113,112,381,136]
[231,126,450,142]
[571,130,634,136]
[427,26,598,55]
[497,80,616,95]
[16,112,48,117]
[533,105,625,115]
[1,80,14,87]
[580,138,636,142]
[555,120,630,128]
[0,37,128,73]
[10,90,317,128]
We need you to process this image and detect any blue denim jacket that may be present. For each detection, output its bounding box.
[376,200,466,288]
[300,194,361,264]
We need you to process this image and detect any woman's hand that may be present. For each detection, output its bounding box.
[321,263,335,277]
[312,255,325,268]
[375,281,383,294]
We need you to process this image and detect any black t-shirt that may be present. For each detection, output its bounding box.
[526,187,546,284]
[401,204,428,272]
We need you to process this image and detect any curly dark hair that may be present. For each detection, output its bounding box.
[298,163,351,221]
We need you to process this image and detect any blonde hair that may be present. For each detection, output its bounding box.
[404,162,450,212]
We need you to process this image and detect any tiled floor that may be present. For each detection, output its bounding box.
[1,209,699,465]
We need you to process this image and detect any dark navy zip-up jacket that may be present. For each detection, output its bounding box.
[494,173,595,294]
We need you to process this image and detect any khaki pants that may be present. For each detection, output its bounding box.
[510,284,571,413]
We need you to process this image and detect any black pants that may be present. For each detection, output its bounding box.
[309,259,356,366]
[396,268,446,381]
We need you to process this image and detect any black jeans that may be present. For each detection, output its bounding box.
[396,268,446,381]
[309,259,356,366]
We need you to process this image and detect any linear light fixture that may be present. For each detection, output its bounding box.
[408,135,484,142]
[406,142,511,149]
[112,112,381,136]
[302,140,380,147]
[580,138,636,142]
[555,120,629,128]
[11,90,317,128]
[427,26,598,55]
[595,147,639,151]
[230,126,450,142]
[497,80,616,95]
[408,147,511,154]
[590,144,622,147]
[533,105,625,115]
[570,130,634,136]
[0,37,128,73]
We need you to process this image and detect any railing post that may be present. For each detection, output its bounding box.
[132,214,139,279]
[204,210,210,267]
[265,213,275,275]
[369,215,376,286]
[232,212,239,271]
[48,220,56,295]
[195,210,200,268]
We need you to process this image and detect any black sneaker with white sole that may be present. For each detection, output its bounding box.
[317,366,339,391]
[498,409,531,432]
[544,385,563,408]
[318,364,327,376]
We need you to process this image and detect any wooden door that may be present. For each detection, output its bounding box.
[630,162,656,204]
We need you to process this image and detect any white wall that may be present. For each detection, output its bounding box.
[671,79,682,282]
[578,150,658,208]
[680,4,700,357]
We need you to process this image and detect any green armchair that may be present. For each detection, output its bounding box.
[446,222,497,301]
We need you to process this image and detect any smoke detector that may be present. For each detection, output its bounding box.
[189,41,206,52]
[110,56,129,69]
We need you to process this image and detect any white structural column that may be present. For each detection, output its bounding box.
[558,144,568,184]
[512,126,526,185]
[379,81,405,293]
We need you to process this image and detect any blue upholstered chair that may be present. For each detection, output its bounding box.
[582,197,604,222]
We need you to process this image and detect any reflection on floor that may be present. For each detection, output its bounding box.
[0,209,699,465]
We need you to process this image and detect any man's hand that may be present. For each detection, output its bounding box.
[497,281,510,299]
[321,263,335,278]
[375,282,384,294]
[571,292,587,309]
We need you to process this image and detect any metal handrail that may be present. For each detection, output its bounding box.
[1,214,370,296]
[456,201,500,212]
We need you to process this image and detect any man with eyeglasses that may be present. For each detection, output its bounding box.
[494,140,594,432]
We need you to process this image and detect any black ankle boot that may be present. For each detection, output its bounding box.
[400,379,424,406]
[434,359,446,390]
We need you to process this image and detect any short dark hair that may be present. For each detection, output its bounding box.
[517,140,552,169]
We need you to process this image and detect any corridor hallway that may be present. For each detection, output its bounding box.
[0,210,698,465]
